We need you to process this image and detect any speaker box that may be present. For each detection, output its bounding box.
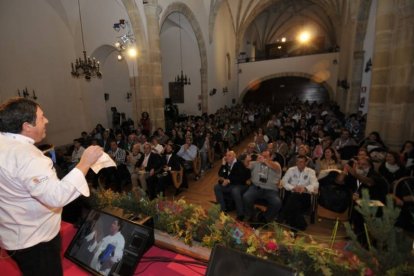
[206,245,297,276]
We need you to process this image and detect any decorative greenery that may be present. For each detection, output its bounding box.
[89,188,414,275]
[344,189,414,275]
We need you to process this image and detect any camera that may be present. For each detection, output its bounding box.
[259,177,267,183]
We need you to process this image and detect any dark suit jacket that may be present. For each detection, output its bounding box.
[218,161,249,186]
[136,152,163,174]
[346,169,388,203]
[162,153,182,171]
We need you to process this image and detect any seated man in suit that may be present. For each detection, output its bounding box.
[157,143,183,196]
[280,155,319,231]
[214,151,250,221]
[243,150,283,224]
[135,142,163,199]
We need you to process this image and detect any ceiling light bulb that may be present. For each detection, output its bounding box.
[281,37,286,43]
[298,31,311,43]
[128,48,137,57]
[117,54,123,61]
[114,42,121,48]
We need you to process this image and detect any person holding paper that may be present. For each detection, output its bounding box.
[344,156,388,246]
[0,97,103,276]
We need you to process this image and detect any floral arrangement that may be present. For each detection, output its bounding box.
[88,188,413,275]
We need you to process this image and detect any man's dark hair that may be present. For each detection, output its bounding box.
[0,97,38,134]
[115,219,124,231]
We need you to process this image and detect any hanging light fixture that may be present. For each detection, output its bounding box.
[174,14,190,86]
[113,19,136,61]
[70,0,102,80]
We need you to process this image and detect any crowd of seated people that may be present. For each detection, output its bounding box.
[212,98,414,235]
[58,103,270,200]
[56,97,414,236]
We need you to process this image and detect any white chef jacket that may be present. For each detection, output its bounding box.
[89,231,125,276]
[0,133,90,250]
[282,166,319,193]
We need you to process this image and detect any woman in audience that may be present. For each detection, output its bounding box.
[400,140,414,168]
[378,151,406,191]
[360,131,387,150]
[312,136,333,160]
[315,147,342,176]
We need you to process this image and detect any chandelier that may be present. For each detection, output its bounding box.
[174,14,190,86]
[70,0,102,80]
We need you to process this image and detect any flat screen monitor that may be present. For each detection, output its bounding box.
[65,209,154,276]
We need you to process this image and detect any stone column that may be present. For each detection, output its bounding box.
[347,50,365,113]
[366,0,414,149]
[142,0,165,132]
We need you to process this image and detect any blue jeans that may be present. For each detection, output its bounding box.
[214,184,248,217]
[243,185,282,222]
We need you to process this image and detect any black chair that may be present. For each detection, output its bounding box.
[393,176,414,232]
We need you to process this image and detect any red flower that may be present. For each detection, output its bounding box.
[265,240,278,251]
[364,268,374,276]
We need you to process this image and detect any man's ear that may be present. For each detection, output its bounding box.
[21,122,34,134]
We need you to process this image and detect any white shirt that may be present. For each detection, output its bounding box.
[282,166,319,193]
[0,133,89,250]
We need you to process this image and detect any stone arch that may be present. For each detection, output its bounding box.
[239,71,334,102]
[160,3,209,112]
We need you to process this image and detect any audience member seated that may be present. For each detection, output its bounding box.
[315,147,342,176]
[69,138,85,170]
[221,124,235,150]
[243,142,259,161]
[254,128,269,143]
[115,132,126,150]
[344,156,388,245]
[359,131,387,152]
[243,150,282,224]
[196,131,212,174]
[156,128,170,145]
[312,135,333,160]
[177,137,199,175]
[125,133,138,152]
[393,176,414,232]
[79,131,91,147]
[272,137,288,158]
[400,140,414,175]
[254,134,268,153]
[378,151,406,191]
[126,143,143,191]
[135,142,163,199]
[317,169,352,214]
[214,151,250,220]
[101,129,112,152]
[158,143,183,195]
[280,155,319,231]
[287,144,314,169]
[151,137,164,155]
[107,140,130,191]
[332,129,357,151]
